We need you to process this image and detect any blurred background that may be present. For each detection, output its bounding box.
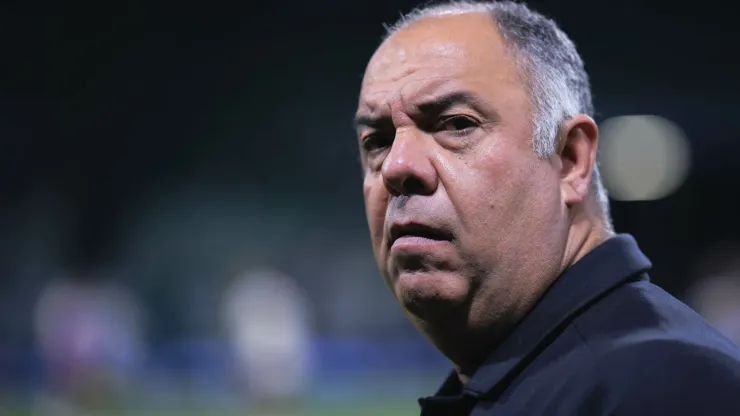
[1,0,739,414]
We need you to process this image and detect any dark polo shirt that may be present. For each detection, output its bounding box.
[419,234,740,415]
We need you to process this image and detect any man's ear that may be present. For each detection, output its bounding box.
[556,114,599,207]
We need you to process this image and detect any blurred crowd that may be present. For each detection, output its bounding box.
[1,225,736,415]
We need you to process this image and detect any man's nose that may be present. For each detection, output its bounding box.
[381,130,439,196]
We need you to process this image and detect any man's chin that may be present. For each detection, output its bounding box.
[394,270,470,317]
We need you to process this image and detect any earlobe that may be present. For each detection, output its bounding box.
[557,115,599,207]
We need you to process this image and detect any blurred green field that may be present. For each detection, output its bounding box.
[1,375,431,415]
[153,403,414,416]
[182,406,412,416]
[2,400,416,416]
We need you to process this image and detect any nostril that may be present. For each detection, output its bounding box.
[383,176,428,196]
[402,177,428,195]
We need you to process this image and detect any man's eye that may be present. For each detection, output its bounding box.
[438,116,478,132]
[362,133,392,152]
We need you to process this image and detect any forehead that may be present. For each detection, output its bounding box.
[359,13,518,108]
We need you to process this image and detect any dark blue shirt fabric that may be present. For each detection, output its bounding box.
[419,234,740,415]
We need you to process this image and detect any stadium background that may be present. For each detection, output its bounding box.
[1,0,739,414]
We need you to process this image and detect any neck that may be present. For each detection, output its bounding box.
[561,200,613,274]
[450,206,612,385]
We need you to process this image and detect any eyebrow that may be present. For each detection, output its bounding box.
[353,113,386,131]
[353,90,488,130]
[415,91,487,115]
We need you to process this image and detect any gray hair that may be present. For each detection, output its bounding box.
[385,1,612,229]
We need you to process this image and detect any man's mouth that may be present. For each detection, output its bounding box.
[389,222,453,248]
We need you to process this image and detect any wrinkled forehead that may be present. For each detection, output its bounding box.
[360,44,464,109]
[358,13,515,110]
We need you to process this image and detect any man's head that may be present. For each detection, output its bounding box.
[355,1,612,373]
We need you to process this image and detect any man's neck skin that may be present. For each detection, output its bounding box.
[561,199,614,277]
[453,201,613,385]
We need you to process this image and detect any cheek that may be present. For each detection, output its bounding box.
[481,160,561,251]
[363,178,389,249]
[464,147,550,240]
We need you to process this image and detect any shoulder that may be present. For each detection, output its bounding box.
[603,336,740,381]
[570,280,740,414]
[602,338,740,414]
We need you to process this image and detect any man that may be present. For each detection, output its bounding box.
[354,1,740,414]
[221,267,313,413]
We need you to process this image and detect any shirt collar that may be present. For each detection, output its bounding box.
[430,234,652,399]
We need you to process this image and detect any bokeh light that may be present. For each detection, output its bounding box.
[599,115,692,201]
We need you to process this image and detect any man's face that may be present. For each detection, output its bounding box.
[356,13,569,330]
